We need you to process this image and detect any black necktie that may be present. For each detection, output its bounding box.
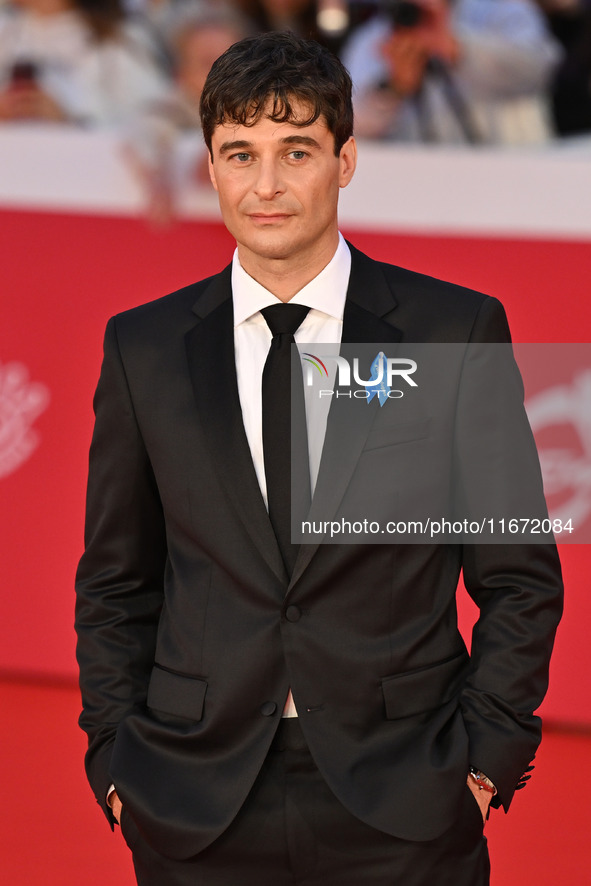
[261,303,311,577]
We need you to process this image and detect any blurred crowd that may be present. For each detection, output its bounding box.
[1,0,590,218]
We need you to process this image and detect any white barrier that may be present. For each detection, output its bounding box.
[1,124,590,239]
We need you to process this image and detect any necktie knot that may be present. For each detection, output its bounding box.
[261,304,310,338]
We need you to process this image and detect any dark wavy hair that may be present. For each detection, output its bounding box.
[200,31,353,158]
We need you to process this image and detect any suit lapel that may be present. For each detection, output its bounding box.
[289,246,403,587]
[185,266,286,584]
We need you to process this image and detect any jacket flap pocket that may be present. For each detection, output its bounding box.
[364,418,431,452]
[147,666,207,721]
[381,650,468,720]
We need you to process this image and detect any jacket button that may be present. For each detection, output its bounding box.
[285,605,301,623]
[260,701,277,717]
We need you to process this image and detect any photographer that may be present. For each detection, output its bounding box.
[342,0,562,144]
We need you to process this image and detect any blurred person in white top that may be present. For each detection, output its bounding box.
[0,0,168,125]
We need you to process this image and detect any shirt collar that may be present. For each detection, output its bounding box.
[232,232,351,328]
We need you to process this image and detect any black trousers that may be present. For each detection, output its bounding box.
[123,719,490,886]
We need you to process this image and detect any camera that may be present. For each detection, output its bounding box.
[9,60,39,88]
[385,1,424,28]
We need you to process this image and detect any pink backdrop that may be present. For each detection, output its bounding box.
[1,207,590,726]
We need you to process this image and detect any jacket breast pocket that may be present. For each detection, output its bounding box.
[381,650,468,720]
[363,418,431,452]
[147,664,208,721]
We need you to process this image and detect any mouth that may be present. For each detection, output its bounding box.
[247,213,293,223]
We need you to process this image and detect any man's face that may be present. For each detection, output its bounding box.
[208,101,356,268]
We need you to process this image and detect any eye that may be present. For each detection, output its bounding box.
[232,152,251,162]
[288,151,307,161]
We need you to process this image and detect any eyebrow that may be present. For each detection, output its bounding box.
[218,135,322,156]
[280,136,322,149]
[218,139,252,156]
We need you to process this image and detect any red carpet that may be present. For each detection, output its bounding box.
[1,676,588,885]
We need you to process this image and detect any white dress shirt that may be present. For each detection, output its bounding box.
[232,233,351,716]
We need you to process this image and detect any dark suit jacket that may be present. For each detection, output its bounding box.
[75,244,563,860]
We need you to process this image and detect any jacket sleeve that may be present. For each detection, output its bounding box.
[456,296,564,811]
[75,316,166,825]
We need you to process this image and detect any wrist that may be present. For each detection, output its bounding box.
[468,767,497,796]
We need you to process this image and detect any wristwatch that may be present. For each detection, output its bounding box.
[468,767,497,795]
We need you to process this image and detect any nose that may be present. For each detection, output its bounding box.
[253,157,285,200]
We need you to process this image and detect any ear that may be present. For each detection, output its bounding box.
[208,153,218,191]
[338,136,357,189]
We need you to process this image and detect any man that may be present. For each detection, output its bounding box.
[75,32,563,886]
